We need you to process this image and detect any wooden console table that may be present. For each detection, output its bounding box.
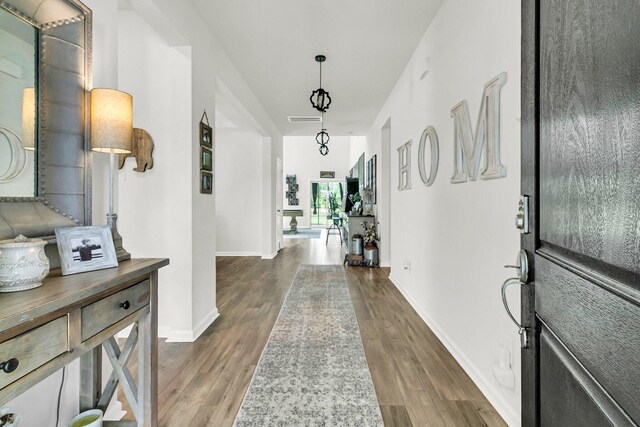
[0,258,169,426]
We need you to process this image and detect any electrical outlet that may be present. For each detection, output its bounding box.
[402,260,411,271]
[493,335,515,390]
[499,334,514,367]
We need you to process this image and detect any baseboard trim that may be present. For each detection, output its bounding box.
[388,274,519,427]
[217,251,262,257]
[380,261,390,268]
[163,307,220,343]
[262,251,278,260]
[192,307,220,341]
[158,326,171,339]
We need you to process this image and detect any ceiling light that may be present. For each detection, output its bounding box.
[316,129,330,145]
[310,55,332,113]
[316,112,330,156]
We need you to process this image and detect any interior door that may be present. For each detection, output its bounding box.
[276,157,283,251]
[521,1,640,425]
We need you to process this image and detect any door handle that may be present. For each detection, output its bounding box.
[501,249,530,349]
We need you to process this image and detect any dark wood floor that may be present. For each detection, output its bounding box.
[148,234,506,426]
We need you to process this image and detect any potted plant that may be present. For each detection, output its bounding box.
[361,221,379,264]
[349,192,362,215]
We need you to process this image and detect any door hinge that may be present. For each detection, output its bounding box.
[516,195,530,234]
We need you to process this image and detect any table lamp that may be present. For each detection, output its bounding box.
[90,88,132,260]
[21,88,35,151]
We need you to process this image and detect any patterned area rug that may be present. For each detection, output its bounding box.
[234,265,384,426]
[283,228,322,239]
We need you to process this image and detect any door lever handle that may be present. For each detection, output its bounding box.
[501,250,530,349]
[502,277,529,348]
[503,250,528,282]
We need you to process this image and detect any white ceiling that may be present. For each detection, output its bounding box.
[191,0,442,136]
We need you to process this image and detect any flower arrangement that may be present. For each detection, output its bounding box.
[361,221,379,247]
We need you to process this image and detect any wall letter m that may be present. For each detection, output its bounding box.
[450,72,507,183]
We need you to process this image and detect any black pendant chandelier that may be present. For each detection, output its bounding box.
[310,55,332,113]
[316,112,330,156]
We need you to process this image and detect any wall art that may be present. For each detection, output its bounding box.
[201,171,213,194]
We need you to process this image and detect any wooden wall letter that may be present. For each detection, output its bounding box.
[450,72,507,183]
[397,140,412,190]
[417,126,439,186]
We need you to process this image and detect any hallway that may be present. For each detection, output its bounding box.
[153,235,506,426]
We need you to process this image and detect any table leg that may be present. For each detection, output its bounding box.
[137,270,158,426]
[80,348,102,411]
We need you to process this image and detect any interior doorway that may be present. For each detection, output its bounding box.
[276,157,283,251]
[309,181,344,227]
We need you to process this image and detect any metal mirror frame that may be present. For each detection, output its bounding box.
[0,0,92,248]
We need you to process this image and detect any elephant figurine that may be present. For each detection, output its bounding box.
[118,128,154,172]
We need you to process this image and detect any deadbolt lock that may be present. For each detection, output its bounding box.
[515,195,530,234]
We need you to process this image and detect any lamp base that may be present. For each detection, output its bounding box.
[107,213,131,262]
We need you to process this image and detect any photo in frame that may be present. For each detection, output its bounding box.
[55,225,118,276]
[201,171,213,194]
[201,146,213,171]
[200,121,213,148]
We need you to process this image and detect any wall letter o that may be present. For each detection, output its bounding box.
[418,126,439,186]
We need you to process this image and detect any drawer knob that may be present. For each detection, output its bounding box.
[0,358,19,373]
[120,300,131,310]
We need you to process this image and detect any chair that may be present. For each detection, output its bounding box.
[326,214,343,245]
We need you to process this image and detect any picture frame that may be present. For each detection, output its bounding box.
[201,146,213,171]
[371,154,377,204]
[201,171,213,194]
[200,121,213,148]
[320,170,335,179]
[55,225,118,276]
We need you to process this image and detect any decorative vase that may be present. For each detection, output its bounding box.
[69,409,103,427]
[351,235,364,255]
[363,244,379,264]
[0,234,50,292]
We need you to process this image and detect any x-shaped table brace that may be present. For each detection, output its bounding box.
[98,324,140,421]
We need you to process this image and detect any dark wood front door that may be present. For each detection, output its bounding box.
[521,1,640,425]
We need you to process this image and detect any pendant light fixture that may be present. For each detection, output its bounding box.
[310,55,332,112]
[316,111,330,156]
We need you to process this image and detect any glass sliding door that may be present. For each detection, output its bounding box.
[310,182,343,227]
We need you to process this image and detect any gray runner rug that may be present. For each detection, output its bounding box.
[234,265,384,426]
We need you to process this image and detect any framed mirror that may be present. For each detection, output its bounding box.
[0,0,92,261]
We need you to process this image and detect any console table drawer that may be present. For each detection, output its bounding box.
[0,316,68,389]
[81,280,150,341]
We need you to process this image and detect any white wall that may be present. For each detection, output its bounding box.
[117,10,196,339]
[283,136,351,229]
[216,128,264,256]
[365,0,522,425]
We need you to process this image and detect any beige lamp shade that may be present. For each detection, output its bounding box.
[90,88,133,154]
[21,87,36,151]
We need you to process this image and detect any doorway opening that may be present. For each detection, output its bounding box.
[309,181,344,227]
